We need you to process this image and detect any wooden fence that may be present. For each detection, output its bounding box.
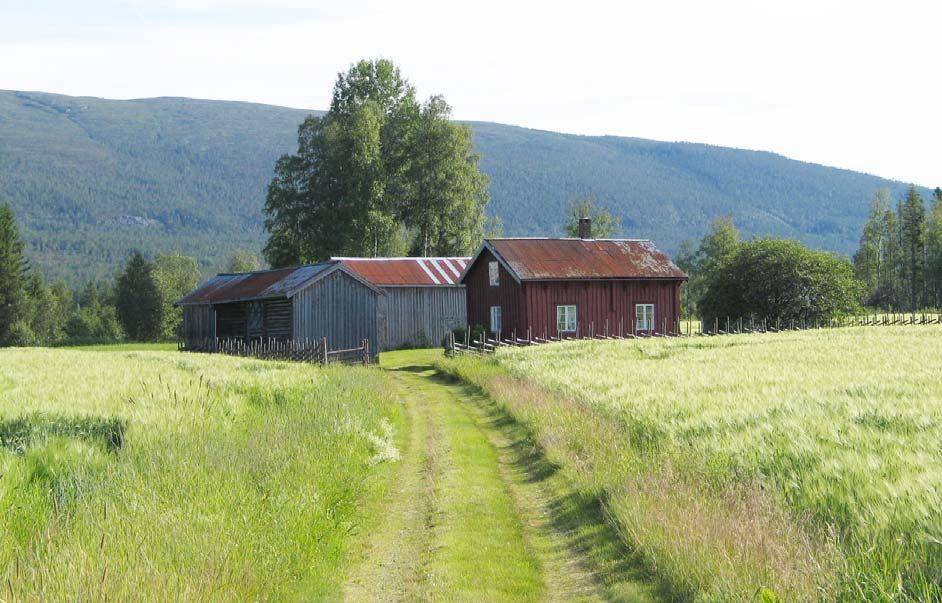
[179,337,372,365]
[698,312,942,335]
[447,312,942,355]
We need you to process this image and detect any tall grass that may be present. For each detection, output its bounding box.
[439,326,942,600]
[0,348,401,600]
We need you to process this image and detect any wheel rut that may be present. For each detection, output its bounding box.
[343,351,664,602]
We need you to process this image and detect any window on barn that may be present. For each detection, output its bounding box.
[488,261,499,286]
[490,306,502,333]
[636,303,655,332]
[556,305,577,333]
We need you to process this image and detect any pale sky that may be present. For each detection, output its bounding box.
[3,0,940,186]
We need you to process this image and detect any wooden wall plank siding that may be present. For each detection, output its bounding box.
[464,248,683,337]
[523,279,682,337]
[292,269,379,354]
[182,305,215,349]
[210,299,293,342]
[264,299,293,340]
[464,248,528,336]
[379,286,466,350]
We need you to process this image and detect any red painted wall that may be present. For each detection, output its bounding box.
[523,279,682,338]
[465,248,528,334]
[465,250,683,337]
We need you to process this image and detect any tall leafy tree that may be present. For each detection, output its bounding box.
[674,217,741,318]
[227,250,261,273]
[0,203,30,345]
[402,96,488,256]
[115,252,162,341]
[483,215,505,239]
[853,189,892,301]
[264,59,488,264]
[698,216,740,276]
[700,238,861,324]
[563,195,620,238]
[66,281,124,342]
[153,252,201,340]
[25,275,71,346]
[898,185,927,311]
[674,239,699,317]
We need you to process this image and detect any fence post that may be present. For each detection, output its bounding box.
[321,337,328,366]
[363,339,370,366]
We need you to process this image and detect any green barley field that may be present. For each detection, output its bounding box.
[0,347,401,600]
[440,326,942,601]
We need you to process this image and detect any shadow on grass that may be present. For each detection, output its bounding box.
[389,364,438,374]
[392,363,675,602]
[0,414,126,454]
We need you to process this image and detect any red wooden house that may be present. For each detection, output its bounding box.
[460,226,687,338]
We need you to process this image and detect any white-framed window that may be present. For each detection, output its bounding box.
[556,305,577,333]
[636,303,655,332]
[490,306,502,333]
[488,261,499,286]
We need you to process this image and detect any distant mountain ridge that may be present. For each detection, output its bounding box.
[0,89,927,285]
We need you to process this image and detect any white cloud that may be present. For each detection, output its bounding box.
[2,0,940,185]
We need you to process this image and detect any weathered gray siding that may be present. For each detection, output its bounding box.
[182,305,215,349]
[263,299,293,340]
[292,269,379,354]
[379,286,466,350]
[213,298,292,341]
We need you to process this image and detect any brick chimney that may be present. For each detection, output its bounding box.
[578,217,592,239]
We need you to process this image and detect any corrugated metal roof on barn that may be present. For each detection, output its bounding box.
[177,262,336,305]
[479,238,687,281]
[334,257,469,286]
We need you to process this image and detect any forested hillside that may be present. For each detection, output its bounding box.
[0,90,925,284]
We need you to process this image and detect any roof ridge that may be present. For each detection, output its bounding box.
[485,237,652,242]
[333,256,471,260]
[216,260,336,277]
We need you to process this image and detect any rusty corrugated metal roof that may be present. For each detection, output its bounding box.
[334,257,469,286]
[177,262,336,305]
[481,238,687,281]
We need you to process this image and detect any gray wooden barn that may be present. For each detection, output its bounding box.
[176,261,381,354]
[336,257,468,350]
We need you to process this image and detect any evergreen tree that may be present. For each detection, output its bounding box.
[928,188,942,308]
[115,252,162,341]
[875,207,903,308]
[898,185,927,311]
[0,203,30,346]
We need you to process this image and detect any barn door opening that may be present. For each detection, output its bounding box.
[247,301,264,340]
